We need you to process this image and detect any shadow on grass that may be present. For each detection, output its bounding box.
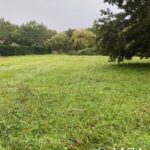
[107,62,150,71]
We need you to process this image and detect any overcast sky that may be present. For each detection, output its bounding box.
[0,0,118,31]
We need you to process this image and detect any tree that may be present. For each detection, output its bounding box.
[0,18,18,45]
[47,29,57,40]
[65,29,75,39]
[16,21,49,46]
[95,0,150,62]
[45,32,70,53]
[71,29,96,50]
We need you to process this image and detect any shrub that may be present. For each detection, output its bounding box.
[0,45,51,56]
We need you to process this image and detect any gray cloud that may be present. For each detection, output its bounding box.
[0,0,118,31]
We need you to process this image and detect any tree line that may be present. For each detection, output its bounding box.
[1,0,150,60]
[0,18,96,55]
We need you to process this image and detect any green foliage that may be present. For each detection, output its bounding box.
[47,29,57,40]
[0,18,96,54]
[0,18,18,45]
[71,29,96,50]
[15,21,49,47]
[45,32,70,53]
[0,45,51,56]
[65,29,75,39]
[0,18,57,48]
[95,11,130,62]
[0,55,150,149]
[95,0,150,62]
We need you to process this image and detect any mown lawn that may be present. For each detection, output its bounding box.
[0,55,150,150]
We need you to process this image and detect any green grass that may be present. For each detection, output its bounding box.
[0,55,150,150]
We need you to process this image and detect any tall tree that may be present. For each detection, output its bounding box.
[0,18,18,45]
[95,0,150,62]
[71,29,96,50]
[45,32,70,53]
[16,21,49,46]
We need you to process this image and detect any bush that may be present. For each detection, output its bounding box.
[67,48,98,56]
[0,45,51,56]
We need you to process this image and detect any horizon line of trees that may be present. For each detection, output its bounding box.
[1,0,150,60]
[0,18,96,55]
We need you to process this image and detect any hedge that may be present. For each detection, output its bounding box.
[0,45,51,56]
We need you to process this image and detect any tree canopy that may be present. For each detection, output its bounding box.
[0,18,17,45]
[0,19,57,47]
[0,18,96,54]
[16,21,50,47]
[71,29,96,50]
[45,32,70,53]
[95,0,150,62]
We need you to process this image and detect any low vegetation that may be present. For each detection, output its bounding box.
[0,55,150,150]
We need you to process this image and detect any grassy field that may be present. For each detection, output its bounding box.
[0,55,150,150]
